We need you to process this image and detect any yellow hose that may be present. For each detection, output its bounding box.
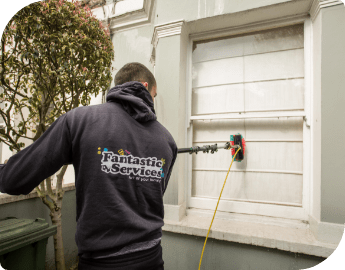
[198,147,242,270]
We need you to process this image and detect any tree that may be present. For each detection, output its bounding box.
[0,0,114,269]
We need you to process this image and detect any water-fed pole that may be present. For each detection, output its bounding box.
[177,134,246,162]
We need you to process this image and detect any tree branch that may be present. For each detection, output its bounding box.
[35,185,55,212]
[0,47,29,100]
[56,165,68,199]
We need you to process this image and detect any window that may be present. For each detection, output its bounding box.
[94,0,154,32]
[188,24,309,220]
[113,0,144,16]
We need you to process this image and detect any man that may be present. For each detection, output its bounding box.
[0,62,178,269]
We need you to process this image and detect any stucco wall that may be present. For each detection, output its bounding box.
[320,5,345,224]
[110,25,155,88]
[155,0,292,25]
[161,231,325,270]
[155,35,182,205]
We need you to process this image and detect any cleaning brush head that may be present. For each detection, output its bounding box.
[230,134,246,162]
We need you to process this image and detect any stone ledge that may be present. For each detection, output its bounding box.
[0,183,75,205]
[162,214,339,258]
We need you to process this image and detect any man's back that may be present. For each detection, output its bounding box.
[0,81,177,263]
[69,81,177,258]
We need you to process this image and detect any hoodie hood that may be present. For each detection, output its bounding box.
[106,81,156,122]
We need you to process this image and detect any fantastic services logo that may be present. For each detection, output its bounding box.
[101,151,164,178]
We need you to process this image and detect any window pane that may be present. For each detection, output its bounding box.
[191,24,304,210]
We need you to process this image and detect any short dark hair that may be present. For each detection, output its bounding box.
[114,62,156,92]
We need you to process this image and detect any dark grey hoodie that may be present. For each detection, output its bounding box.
[0,81,178,258]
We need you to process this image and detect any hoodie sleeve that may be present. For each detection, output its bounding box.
[163,146,178,195]
[0,113,73,196]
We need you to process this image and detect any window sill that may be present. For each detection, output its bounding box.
[162,209,339,258]
[0,183,75,205]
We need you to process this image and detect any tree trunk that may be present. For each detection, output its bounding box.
[50,206,66,270]
[35,164,69,270]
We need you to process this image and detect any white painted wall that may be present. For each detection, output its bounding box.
[155,0,293,25]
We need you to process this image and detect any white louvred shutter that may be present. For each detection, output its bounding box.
[189,24,306,218]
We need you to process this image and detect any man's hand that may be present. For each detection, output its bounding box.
[4,159,8,164]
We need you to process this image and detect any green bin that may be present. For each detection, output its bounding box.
[0,217,57,270]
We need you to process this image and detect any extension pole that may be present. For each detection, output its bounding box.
[177,142,239,154]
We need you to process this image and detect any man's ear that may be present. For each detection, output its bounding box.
[140,81,148,89]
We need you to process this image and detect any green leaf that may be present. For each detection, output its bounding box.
[1,0,114,143]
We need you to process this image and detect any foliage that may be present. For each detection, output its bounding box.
[0,0,114,151]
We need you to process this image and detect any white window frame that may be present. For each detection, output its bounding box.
[185,16,313,222]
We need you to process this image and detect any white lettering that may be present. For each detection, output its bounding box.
[101,152,163,178]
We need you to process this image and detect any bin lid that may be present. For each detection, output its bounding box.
[0,217,57,256]
[0,217,49,243]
